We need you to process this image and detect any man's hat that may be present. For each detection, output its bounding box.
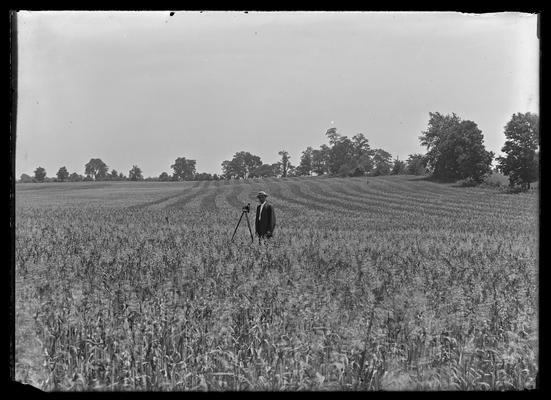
[257,191,268,198]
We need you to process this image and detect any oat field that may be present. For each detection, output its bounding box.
[14,175,539,391]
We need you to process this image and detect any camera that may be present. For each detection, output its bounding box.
[242,203,251,213]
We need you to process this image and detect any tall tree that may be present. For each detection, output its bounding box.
[351,133,372,159]
[69,172,83,182]
[406,154,427,175]
[323,128,375,176]
[221,151,262,179]
[20,173,33,183]
[296,146,314,176]
[371,149,393,176]
[221,160,237,179]
[278,150,291,177]
[286,164,297,177]
[328,135,355,175]
[356,152,374,176]
[323,127,353,174]
[351,133,374,175]
[325,127,340,146]
[56,166,69,182]
[497,112,539,190]
[85,158,108,181]
[419,112,493,182]
[252,164,277,178]
[195,172,213,181]
[271,162,283,177]
[159,172,170,181]
[109,169,119,181]
[454,120,494,183]
[129,165,144,181]
[240,152,262,178]
[34,166,46,182]
[311,145,330,175]
[391,158,407,175]
[336,159,360,177]
[171,157,197,181]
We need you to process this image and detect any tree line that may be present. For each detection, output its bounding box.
[19,111,539,191]
[20,161,149,183]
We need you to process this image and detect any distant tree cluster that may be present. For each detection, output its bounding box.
[19,159,129,184]
[18,111,538,191]
[289,128,420,178]
[219,150,298,179]
[19,156,221,184]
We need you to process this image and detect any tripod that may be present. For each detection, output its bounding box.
[231,203,255,243]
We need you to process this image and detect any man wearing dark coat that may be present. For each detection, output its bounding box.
[255,191,276,240]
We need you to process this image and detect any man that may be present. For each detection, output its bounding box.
[255,191,276,241]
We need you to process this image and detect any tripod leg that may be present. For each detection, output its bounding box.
[231,212,245,242]
[245,212,255,242]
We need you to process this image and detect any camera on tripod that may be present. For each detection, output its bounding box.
[231,203,254,243]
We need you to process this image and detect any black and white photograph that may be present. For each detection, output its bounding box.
[11,10,539,391]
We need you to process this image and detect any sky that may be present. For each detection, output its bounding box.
[15,11,539,178]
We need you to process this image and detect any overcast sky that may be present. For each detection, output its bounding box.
[15,11,539,178]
